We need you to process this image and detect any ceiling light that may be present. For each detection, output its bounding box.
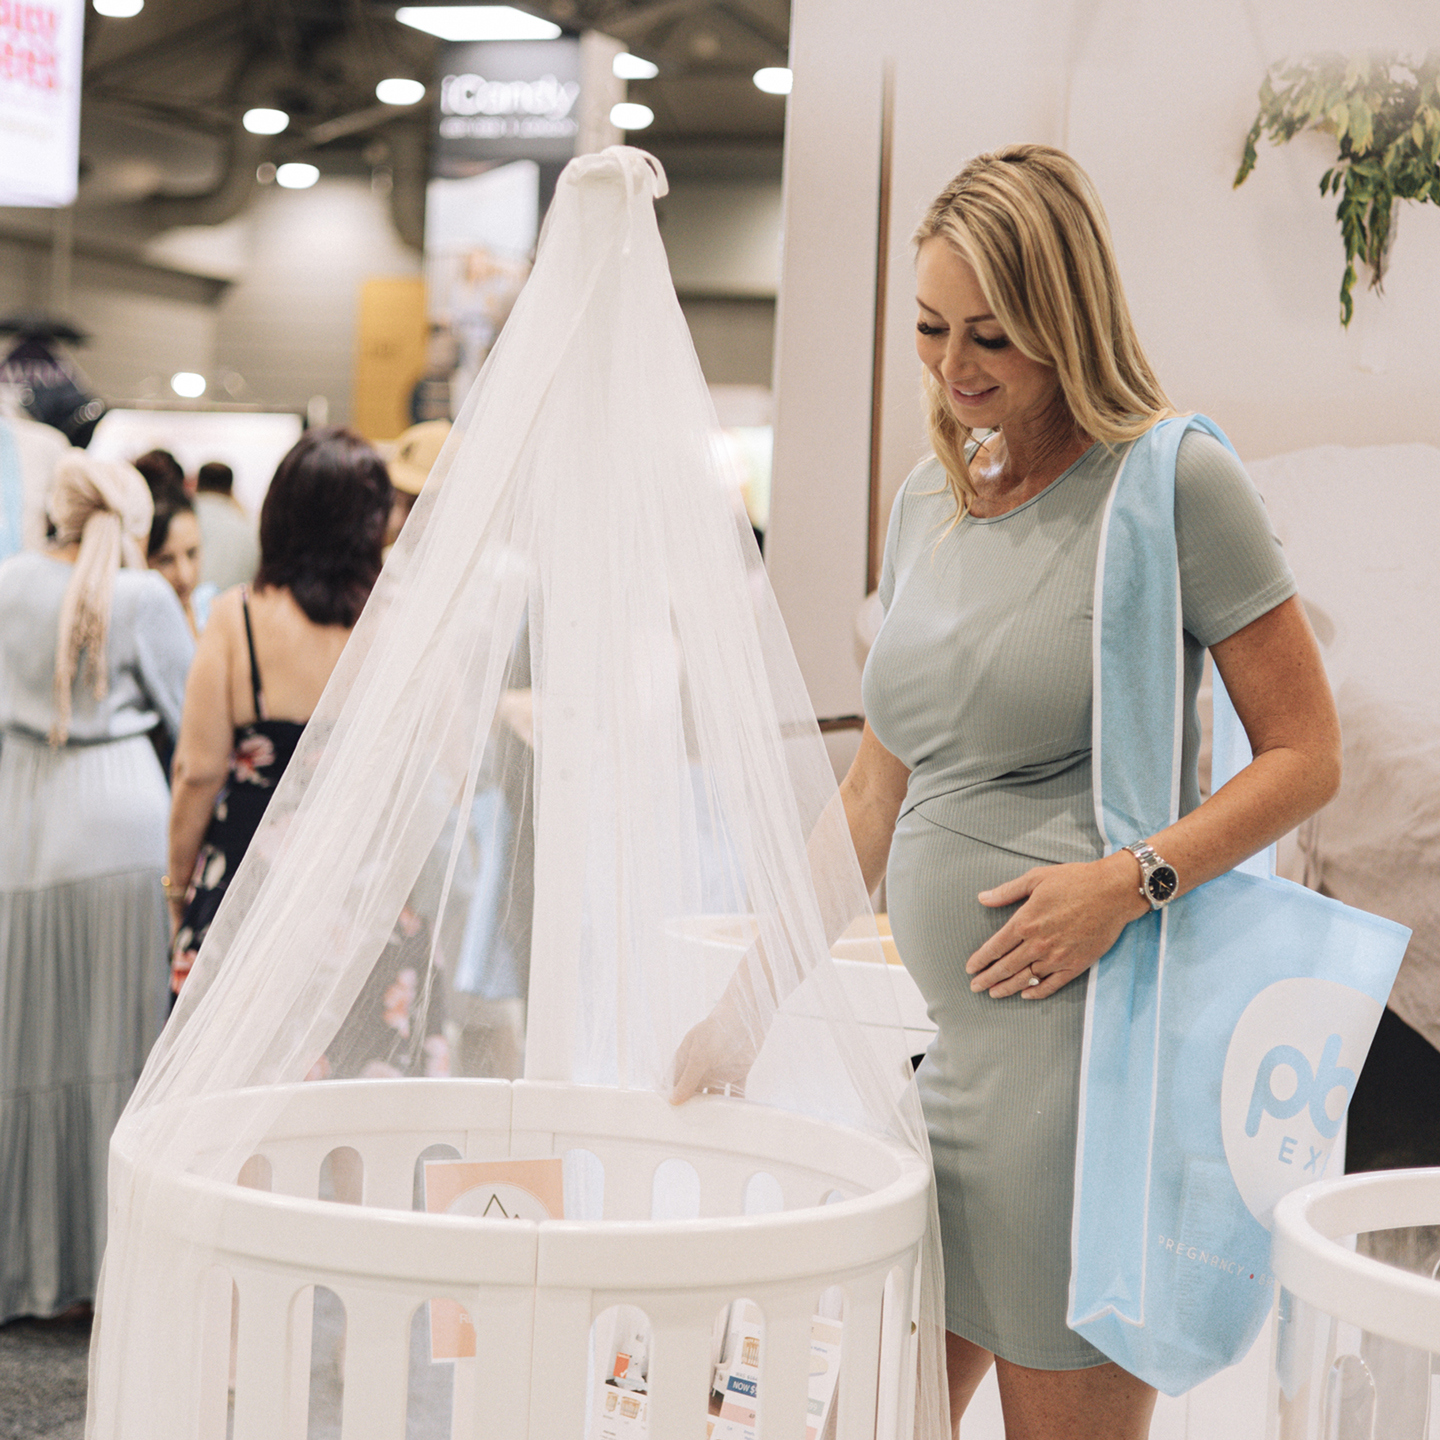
[376,77,427,105]
[753,67,793,95]
[93,0,143,15]
[276,163,320,189]
[609,102,653,131]
[242,107,289,135]
[612,53,658,80]
[170,372,206,399]
[395,6,561,41]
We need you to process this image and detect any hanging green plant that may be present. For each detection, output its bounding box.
[1234,51,1440,325]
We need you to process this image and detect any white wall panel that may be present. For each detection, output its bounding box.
[214,176,421,424]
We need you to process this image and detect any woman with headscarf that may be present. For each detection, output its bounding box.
[0,453,194,1322]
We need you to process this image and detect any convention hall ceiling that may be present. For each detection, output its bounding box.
[73,0,790,239]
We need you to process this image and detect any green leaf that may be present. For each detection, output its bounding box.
[1348,99,1374,151]
[1239,50,1440,326]
[1235,120,1262,186]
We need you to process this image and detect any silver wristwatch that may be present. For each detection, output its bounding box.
[1125,841,1178,910]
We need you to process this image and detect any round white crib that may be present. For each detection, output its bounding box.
[1271,1167,1440,1439]
[119,1078,930,1440]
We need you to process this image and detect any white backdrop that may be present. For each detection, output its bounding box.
[88,409,304,518]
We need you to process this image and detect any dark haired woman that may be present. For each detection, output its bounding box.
[146,485,215,638]
[167,427,390,992]
[131,448,184,497]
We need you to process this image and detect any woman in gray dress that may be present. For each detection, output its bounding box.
[0,454,193,1321]
[840,147,1341,1436]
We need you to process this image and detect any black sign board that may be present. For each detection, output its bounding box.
[433,39,582,175]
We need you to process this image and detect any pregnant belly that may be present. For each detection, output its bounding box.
[886,804,1093,1198]
[885,805,1073,1022]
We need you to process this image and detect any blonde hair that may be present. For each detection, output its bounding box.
[913,144,1175,515]
[45,454,153,745]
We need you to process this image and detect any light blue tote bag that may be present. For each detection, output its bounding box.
[1066,415,1411,1395]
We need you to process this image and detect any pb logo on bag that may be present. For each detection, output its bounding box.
[1219,977,1382,1226]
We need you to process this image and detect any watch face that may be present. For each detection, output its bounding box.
[1146,865,1178,903]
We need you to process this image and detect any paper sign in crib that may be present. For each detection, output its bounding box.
[424,1157,566,1359]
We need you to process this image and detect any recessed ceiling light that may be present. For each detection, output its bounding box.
[93,0,143,15]
[610,102,654,131]
[612,53,659,81]
[242,107,289,135]
[395,6,561,41]
[276,163,320,189]
[753,67,793,96]
[170,372,206,399]
[376,77,427,105]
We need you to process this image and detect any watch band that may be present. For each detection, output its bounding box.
[1125,840,1179,910]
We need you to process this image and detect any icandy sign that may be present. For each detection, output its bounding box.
[0,0,83,206]
[431,37,582,170]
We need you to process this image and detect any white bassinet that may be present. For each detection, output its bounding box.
[122,1079,929,1440]
[1271,1167,1440,1439]
[90,145,945,1440]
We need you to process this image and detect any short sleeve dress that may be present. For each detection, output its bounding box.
[861,430,1296,1368]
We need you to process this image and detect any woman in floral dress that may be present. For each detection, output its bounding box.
[168,428,391,992]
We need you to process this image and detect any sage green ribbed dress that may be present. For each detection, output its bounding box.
[861,432,1295,1369]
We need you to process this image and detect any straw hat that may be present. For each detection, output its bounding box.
[383,420,451,496]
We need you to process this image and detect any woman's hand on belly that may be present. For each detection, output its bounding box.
[964,851,1149,999]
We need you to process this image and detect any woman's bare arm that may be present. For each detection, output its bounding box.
[838,722,913,894]
[670,723,910,1102]
[167,589,241,926]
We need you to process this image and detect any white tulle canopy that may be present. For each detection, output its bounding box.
[88,146,945,1440]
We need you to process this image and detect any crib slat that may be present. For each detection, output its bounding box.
[643,1300,717,1440]
[875,1264,916,1440]
[339,1290,414,1440]
[231,1270,304,1440]
[894,1262,921,1440]
[195,1268,235,1440]
[835,1274,885,1440]
[760,1296,816,1440]
[525,1287,594,1438]
[451,1285,536,1440]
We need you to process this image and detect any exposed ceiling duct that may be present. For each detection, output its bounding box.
[0,0,788,298]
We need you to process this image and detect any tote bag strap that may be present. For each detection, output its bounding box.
[1071,411,1237,1329]
[1092,413,1235,847]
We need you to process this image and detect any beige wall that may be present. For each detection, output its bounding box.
[4,164,779,424]
[1,172,422,422]
[664,177,783,387]
[214,177,421,424]
[679,297,776,386]
[0,231,221,401]
[769,0,1440,719]
[660,179,782,297]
